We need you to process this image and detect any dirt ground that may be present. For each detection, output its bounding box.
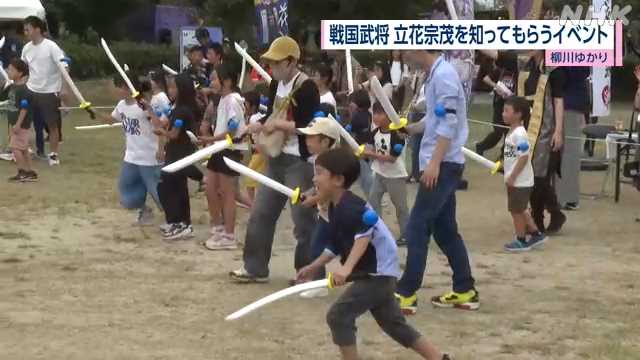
[1,81,639,360]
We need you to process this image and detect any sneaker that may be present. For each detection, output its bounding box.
[21,171,38,182]
[396,237,407,247]
[546,212,567,234]
[163,223,194,240]
[504,238,532,253]
[300,287,329,298]
[442,354,454,360]
[229,268,269,283]
[431,289,480,311]
[209,225,224,236]
[204,233,237,250]
[48,153,60,166]
[8,170,26,182]
[563,202,579,211]
[527,232,547,249]
[159,223,174,233]
[395,293,418,315]
[135,207,154,226]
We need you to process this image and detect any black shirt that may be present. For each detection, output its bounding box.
[164,105,197,164]
[563,67,589,113]
[350,109,372,145]
[491,51,518,122]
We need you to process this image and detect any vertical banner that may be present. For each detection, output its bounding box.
[591,0,611,116]
[255,0,289,46]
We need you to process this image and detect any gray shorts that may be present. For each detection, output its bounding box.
[507,186,532,212]
[326,276,421,348]
[31,92,61,128]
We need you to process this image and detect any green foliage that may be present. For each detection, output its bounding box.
[60,37,179,79]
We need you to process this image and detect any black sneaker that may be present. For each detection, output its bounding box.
[229,268,269,283]
[563,202,579,211]
[22,171,39,182]
[8,170,26,182]
[396,237,407,247]
[442,354,454,360]
[546,212,567,234]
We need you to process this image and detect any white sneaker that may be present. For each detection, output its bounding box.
[204,233,237,250]
[48,153,60,166]
[300,287,329,299]
[163,223,193,240]
[159,223,173,233]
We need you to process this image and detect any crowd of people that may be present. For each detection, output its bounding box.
[2,15,640,360]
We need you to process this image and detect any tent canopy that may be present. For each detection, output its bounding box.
[0,0,45,21]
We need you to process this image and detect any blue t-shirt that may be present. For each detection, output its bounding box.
[325,191,401,279]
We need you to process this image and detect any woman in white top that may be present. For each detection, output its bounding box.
[199,62,248,250]
[313,63,337,114]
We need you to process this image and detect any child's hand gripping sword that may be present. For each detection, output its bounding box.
[234,42,272,84]
[162,134,234,173]
[101,38,140,99]
[370,75,408,130]
[223,156,302,204]
[55,58,96,119]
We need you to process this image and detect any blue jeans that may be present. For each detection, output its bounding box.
[358,159,373,200]
[118,161,162,210]
[410,133,423,180]
[397,162,475,296]
[311,217,330,279]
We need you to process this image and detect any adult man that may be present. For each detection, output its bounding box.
[21,16,65,165]
[395,50,478,315]
[230,36,320,283]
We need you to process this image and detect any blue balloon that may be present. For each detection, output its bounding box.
[393,143,404,154]
[155,110,163,118]
[19,99,29,109]
[260,95,269,105]
[61,57,72,65]
[345,124,352,132]
[336,115,341,122]
[362,209,379,226]
[228,118,239,131]
[434,104,446,118]
[517,142,529,152]
[313,111,325,118]
[174,119,184,128]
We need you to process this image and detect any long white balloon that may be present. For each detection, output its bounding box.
[162,64,178,76]
[101,38,139,98]
[75,123,122,130]
[225,279,329,321]
[345,49,354,95]
[55,59,92,113]
[445,0,459,20]
[162,135,233,173]
[328,114,363,156]
[223,156,301,204]
[370,76,407,129]
[234,42,272,84]
[462,147,501,174]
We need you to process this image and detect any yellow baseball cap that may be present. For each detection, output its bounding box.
[298,117,341,142]
[261,36,300,61]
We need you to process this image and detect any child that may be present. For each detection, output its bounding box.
[502,96,547,252]
[364,101,409,244]
[201,62,248,250]
[296,148,452,360]
[2,59,37,182]
[297,115,341,298]
[243,91,267,203]
[347,90,373,197]
[94,73,163,225]
[313,63,336,114]
[157,73,199,240]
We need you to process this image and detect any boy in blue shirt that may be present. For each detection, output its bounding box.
[296,148,451,360]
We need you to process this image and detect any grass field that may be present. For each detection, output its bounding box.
[0,80,639,359]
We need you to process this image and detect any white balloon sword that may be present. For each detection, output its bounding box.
[328,114,364,157]
[101,38,140,99]
[162,134,234,173]
[234,42,272,84]
[162,64,178,76]
[345,49,354,95]
[223,156,301,204]
[0,37,12,90]
[75,122,122,130]
[55,58,95,119]
[370,75,408,130]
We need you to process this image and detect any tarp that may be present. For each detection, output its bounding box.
[0,0,45,21]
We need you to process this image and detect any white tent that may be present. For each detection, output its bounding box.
[0,0,45,21]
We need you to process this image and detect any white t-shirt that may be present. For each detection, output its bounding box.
[112,100,160,166]
[277,76,300,157]
[503,126,534,187]
[21,38,65,94]
[370,128,408,178]
[215,92,248,150]
[390,61,409,87]
[320,90,337,110]
[150,92,171,120]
